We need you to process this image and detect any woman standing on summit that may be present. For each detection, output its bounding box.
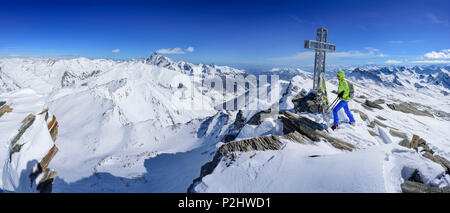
[332,71,355,130]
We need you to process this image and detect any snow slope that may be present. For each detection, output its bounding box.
[0,55,449,193]
[0,89,57,192]
[192,70,450,193]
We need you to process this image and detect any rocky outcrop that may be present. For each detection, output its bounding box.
[188,134,283,192]
[389,129,408,139]
[279,111,355,151]
[398,134,450,174]
[401,181,448,193]
[246,109,278,125]
[368,129,379,137]
[363,99,384,110]
[292,92,323,113]
[401,169,450,193]
[223,110,246,142]
[281,131,313,145]
[351,109,368,121]
[10,114,36,161]
[31,108,60,193]
[0,103,12,118]
[61,69,102,87]
[368,119,396,130]
[4,106,59,193]
[387,102,433,118]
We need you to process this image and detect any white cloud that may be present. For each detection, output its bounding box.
[156,47,184,54]
[156,47,194,55]
[410,60,450,64]
[424,49,450,59]
[385,59,402,64]
[112,49,120,53]
[185,46,194,52]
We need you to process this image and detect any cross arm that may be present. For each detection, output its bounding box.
[304,40,336,52]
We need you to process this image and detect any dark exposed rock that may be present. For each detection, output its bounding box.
[401,169,449,193]
[364,100,384,110]
[223,110,246,142]
[223,134,236,142]
[399,139,411,148]
[0,104,13,118]
[292,92,322,113]
[400,134,450,174]
[360,103,374,111]
[36,169,57,193]
[373,99,385,105]
[389,129,408,139]
[281,131,313,145]
[353,99,363,104]
[401,181,443,193]
[279,111,326,141]
[368,129,379,137]
[10,114,36,161]
[410,134,424,150]
[247,109,277,125]
[376,115,386,121]
[387,102,433,117]
[280,111,355,151]
[351,109,368,121]
[407,169,423,183]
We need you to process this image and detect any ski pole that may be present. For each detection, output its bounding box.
[328,96,339,111]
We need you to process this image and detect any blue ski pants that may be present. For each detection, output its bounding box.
[333,100,355,126]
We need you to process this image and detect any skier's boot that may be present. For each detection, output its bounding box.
[349,121,356,126]
[331,125,338,131]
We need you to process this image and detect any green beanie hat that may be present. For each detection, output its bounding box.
[337,70,345,79]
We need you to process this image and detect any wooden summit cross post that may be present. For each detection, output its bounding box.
[304,27,336,113]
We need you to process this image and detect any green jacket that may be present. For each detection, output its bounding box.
[337,71,352,101]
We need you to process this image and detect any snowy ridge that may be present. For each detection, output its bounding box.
[145,53,245,77]
[342,65,450,93]
[0,89,58,192]
[190,68,450,193]
[0,55,449,192]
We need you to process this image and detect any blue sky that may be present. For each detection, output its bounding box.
[1,0,449,69]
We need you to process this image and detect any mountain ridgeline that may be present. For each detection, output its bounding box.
[0,54,449,193]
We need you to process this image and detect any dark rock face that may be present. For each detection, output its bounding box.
[223,110,246,142]
[389,129,408,139]
[368,130,379,137]
[401,181,445,193]
[246,109,277,126]
[292,92,322,113]
[0,104,12,118]
[351,109,368,121]
[387,102,433,117]
[279,111,355,151]
[281,131,313,145]
[401,169,449,193]
[398,134,450,175]
[10,114,36,161]
[364,100,384,110]
[61,70,102,87]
